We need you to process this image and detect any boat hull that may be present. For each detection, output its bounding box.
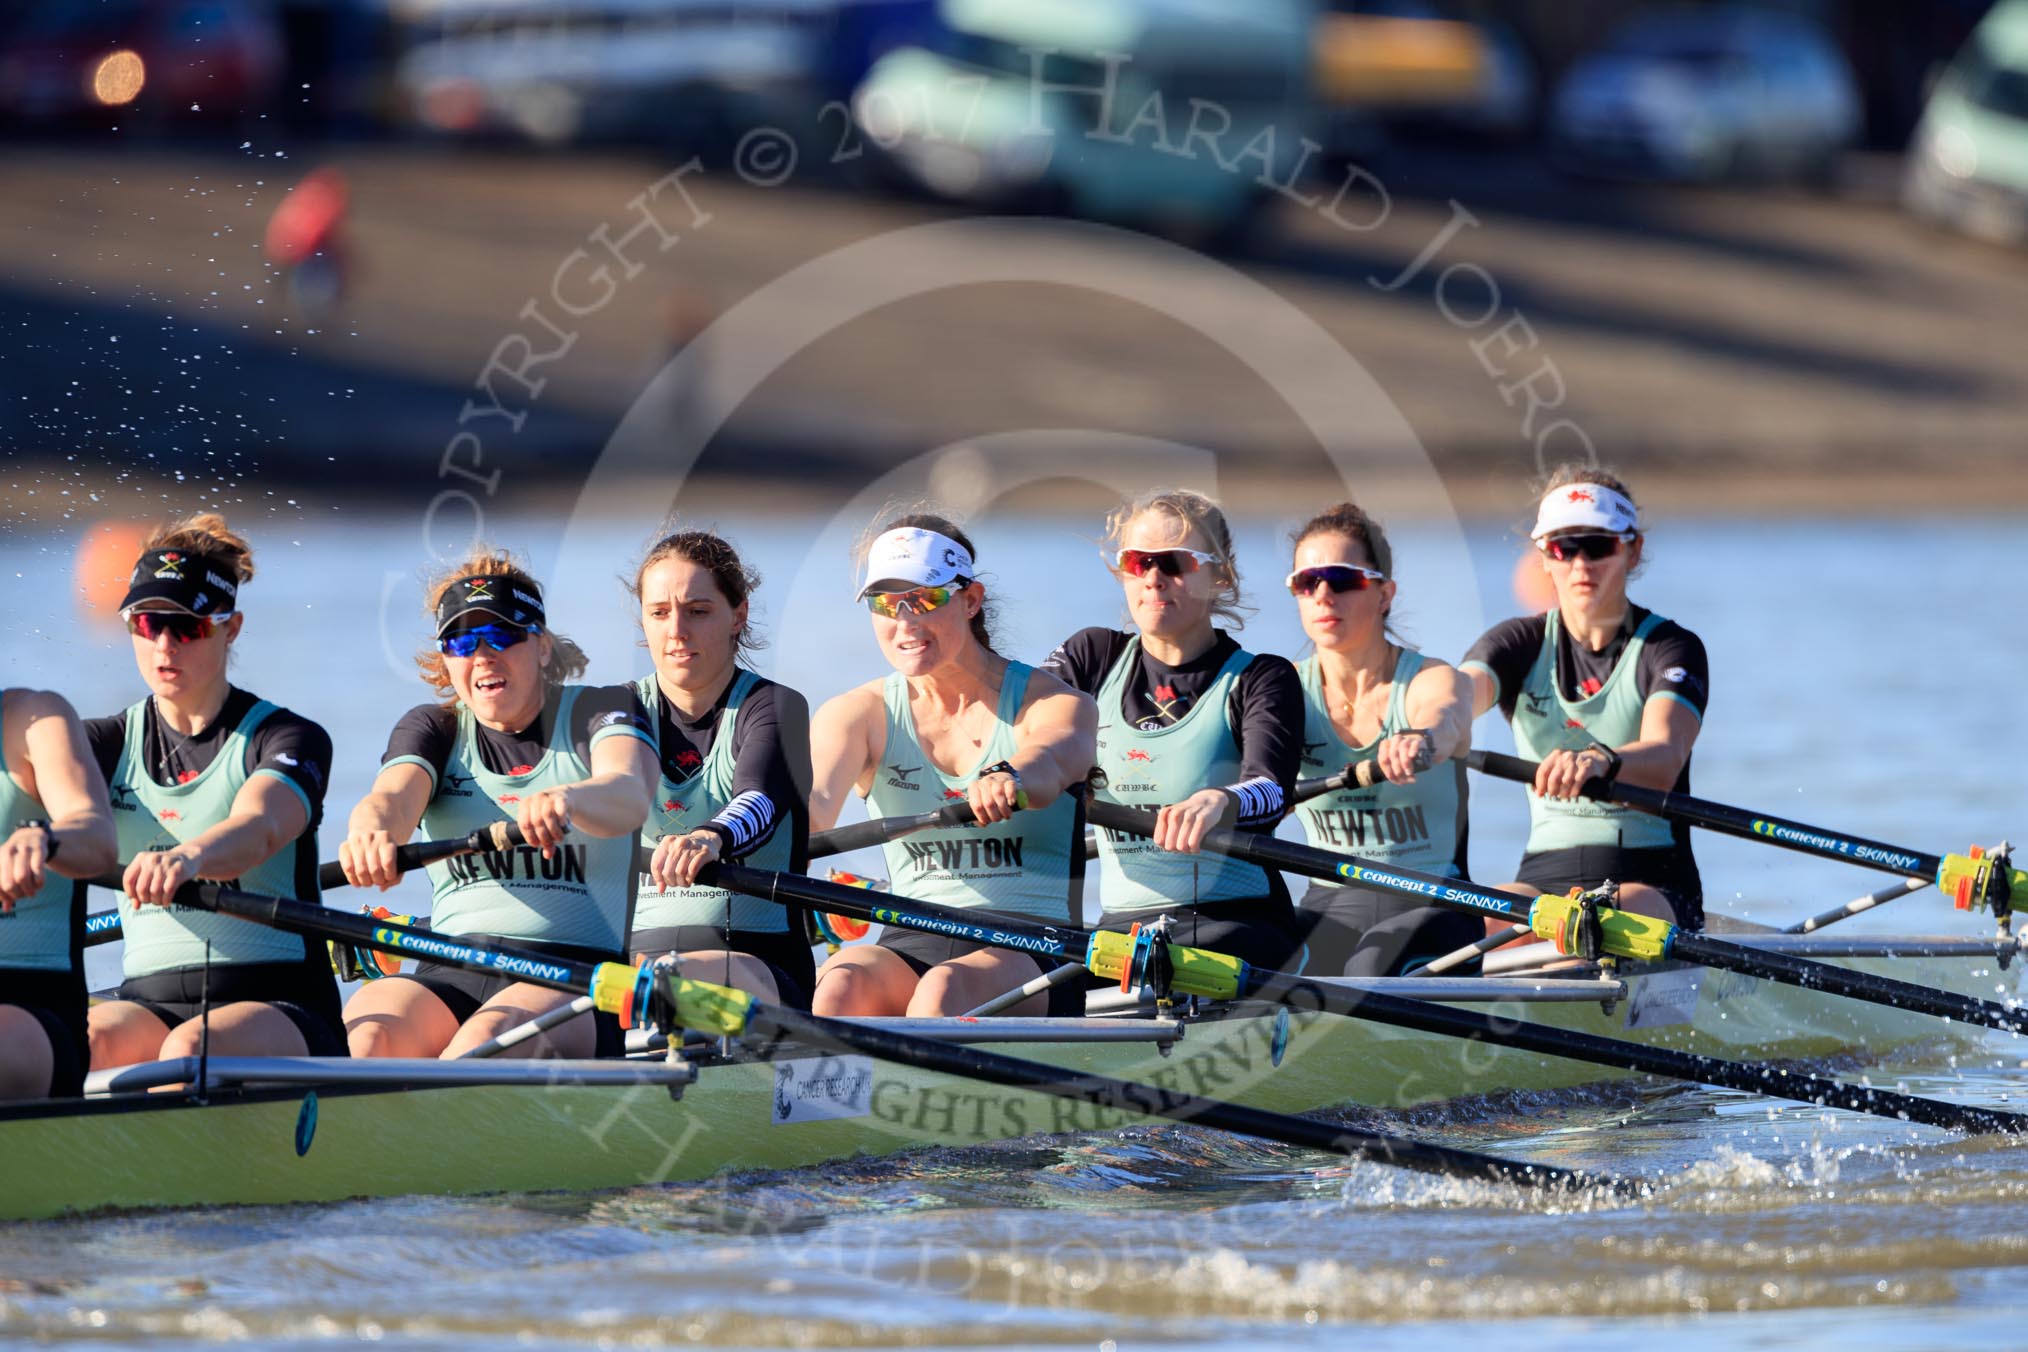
[3,952,2012,1220]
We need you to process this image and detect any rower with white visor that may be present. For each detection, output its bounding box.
[1461,467,1710,931]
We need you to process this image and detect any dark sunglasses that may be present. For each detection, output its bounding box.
[1286,563,1384,596]
[1539,533,1633,564]
[438,623,539,658]
[1113,547,1218,578]
[865,584,962,619]
[126,611,227,643]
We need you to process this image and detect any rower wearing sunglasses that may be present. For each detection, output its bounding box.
[1044,489,1305,972]
[0,688,117,1099]
[809,514,1096,1018]
[84,515,349,1071]
[1284,503,1478,976]
[627,529,815,1009]
[1461,468,1708,930]
[338,552,657,1059]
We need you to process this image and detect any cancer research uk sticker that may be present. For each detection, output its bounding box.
[771,1056,875,1125]
[1624,967,1702,1029]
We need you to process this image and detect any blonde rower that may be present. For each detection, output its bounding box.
[340,551,657,1059]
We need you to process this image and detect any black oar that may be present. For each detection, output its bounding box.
[1084,799,2028,1040]
[138,873,1616,1197]
[81,821,523,949]
[701,862,2018,1135]
[809,802,979,859]
[1467,750,2019,917]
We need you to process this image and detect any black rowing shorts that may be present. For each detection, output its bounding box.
[115,954,348,1058]
[630,924,815,1012]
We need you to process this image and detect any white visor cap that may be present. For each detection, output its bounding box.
[1530,483,1639,541]
[858,527,975,598]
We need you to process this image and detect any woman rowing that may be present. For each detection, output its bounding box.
[85,515,348,1069]
[809,513,1095,1018]
[1461,467,1708,929]
[0,689,117,1098]
[339,551,657,1059]
[1044,489,1303,971]
[628,530,814,1007]
[1284,503,1478,976]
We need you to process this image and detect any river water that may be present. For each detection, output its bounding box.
[2,508,2026,1347]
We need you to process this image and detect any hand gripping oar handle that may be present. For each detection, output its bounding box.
[808,802,980,859]
[698,854,2024,1137]
[1466,750,2025,917]
[314,819,526,891]
[1083,799,2028,1038]
[84,820,533,948]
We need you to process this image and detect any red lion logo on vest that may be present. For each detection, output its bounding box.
[1125,748,1153,763]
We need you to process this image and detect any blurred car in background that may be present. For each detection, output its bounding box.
[1904,0,2028,246]
[1313,0,1534,151]
[847,0,1315,235]
[0,0,284,127]
[1550,5,1859,183]
[387,0,840,147]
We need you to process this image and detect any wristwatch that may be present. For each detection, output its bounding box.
[1586,743,1624,783]
[978,760,1029,809]
[26,820,58,861]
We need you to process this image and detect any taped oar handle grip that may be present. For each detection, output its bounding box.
[808,801,982,859]
[1290,760,1383,806]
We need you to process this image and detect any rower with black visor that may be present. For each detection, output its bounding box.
[1461,467,1709,932]
[337,551,657,1060]
[84,514,348,1072]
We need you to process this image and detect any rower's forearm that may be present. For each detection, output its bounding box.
[348,793,417,843]
[561,775,651,838]
[45,809,117,878]
[185,812,300,880]
[1608,740,1689,793]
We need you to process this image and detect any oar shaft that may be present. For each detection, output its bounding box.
[1784,878,1929,936]
[1086,799,2028,1038]
[1468,750,1942,879]
[700,848,2020,1135]
[85,820,530,948]
[808,803,979,859]
[1241,975,2019,1136]
[749,1004,1627,1195]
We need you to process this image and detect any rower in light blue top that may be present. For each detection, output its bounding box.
[1283,502,1479,977]
[1461,468,1710,932]
[808,514,1096,1020]
[338,552,658,1062]
[0,687,117,1100]
[1044,490,1305,974]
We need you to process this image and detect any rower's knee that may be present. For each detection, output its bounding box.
[906,964,968,1017]
[346,1014,432,1060]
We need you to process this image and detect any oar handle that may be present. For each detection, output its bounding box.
[315,819,527,891]
[1290,760,1382,806]
[808,801,981,859]
[84,820,530,945]
[1467,749,1613,798]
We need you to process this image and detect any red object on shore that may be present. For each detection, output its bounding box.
[264,168,349,265]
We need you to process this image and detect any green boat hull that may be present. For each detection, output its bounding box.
[1,953,2008,1220]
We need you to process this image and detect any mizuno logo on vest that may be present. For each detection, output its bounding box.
[110,783,140,812]
[444,845,588,886]
[1301,740,1324,767]
[440,771,475,798]
[885,764,921,789]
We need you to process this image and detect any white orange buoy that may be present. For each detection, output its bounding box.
[1511,546,1556,613]
[75,521,148,621]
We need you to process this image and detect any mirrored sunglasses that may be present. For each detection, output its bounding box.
[438,623,539,657]
[1113,547,1218,578]
[1286,563,1385,595]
